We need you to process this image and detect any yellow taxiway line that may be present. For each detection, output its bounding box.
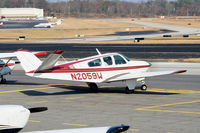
[63,123,88,127]
[29,120,40,123]
[0,87,55,94]
[136,100,200,114]
[26,100,48,104]
[144,88,200,93]
[65,97,84,100]
[129,128,140,131]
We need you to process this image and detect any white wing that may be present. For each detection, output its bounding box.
[104,70,186,82]
[24,125,129,133]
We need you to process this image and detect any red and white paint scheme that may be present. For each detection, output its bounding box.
[15,49,186,93]
[0,50,48,84]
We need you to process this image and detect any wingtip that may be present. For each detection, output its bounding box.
[34,52,48,56]
[15,48,30,52]
[54,50,64,54]
[107,125,130,133]
[173,70,187,74]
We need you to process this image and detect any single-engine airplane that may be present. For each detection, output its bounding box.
[0,50,47,84]
[0,105,129,133]
[15,49,186,93]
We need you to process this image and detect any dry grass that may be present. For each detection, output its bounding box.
[86,40,200,44]
[168,58,200,63]
[0,18,158,42]
[1,18,200,44]
[56,18,138,28]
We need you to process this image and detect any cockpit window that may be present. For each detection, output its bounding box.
[88,59,102,67]
[103,56,113,66]
[121,54,130,62]
[114,55,126,65]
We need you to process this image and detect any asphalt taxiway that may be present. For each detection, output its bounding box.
[0,20,47,29]
[0,43,200,59]
[1,70,200,133]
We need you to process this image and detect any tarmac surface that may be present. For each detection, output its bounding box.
[1,70,200,133]
[0,20,47,29]
[0,43,200,59]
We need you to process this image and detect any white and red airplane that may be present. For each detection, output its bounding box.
[15,49,186,93]
[0,50,47,84]
[0,22,3,26]
[0,105,129,133]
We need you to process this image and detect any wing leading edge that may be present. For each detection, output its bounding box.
[103,70,187,82]
[24,125,129,133]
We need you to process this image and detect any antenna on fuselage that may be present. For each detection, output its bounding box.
[96,48,101,55]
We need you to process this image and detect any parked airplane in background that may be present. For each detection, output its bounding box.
[0,105,129,133]
[0,22,3,26]
[15,49,186,93]
[33,19,63,28]
[0,50,47,84]
[33,23,53,28]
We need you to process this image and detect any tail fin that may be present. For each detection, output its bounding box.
[15,49,42,72]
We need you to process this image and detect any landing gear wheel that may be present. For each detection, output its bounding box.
[141,84,147,91]
[1,78,7,84]
[125,87,134,94]
[88,83,98,93]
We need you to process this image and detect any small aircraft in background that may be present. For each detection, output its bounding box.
[33,19,63,28]
[15,49,186,93]
[0,50,47,84]
[0,22,3,26]
[0,105,129,133]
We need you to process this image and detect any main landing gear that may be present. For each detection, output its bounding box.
[125,80,147,94]
[87,83,98,93]
[0,76,7,84]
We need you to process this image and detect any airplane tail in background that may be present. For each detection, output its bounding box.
[15,49,42,72]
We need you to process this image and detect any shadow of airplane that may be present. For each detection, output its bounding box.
[20,84,179,96]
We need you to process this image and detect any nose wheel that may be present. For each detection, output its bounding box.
[140,80,147,91]
[141,84,147,91]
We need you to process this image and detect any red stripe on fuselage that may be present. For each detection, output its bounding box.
[0,63,15,67]
[28,65,150,73]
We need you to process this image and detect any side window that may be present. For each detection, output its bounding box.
[114,55,126,65]
[103,56,113,66]
[88,59,102,67]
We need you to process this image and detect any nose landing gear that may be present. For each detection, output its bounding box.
[140,80,147,91]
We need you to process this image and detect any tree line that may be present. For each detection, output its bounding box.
[0,0,200,17]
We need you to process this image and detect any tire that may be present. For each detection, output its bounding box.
[141,84,147,91]
[88,83,98,93]
[1,78,7,84]
[125,87,134,94]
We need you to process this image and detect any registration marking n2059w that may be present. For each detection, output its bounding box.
[71,72,103,80]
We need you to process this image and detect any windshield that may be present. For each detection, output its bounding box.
[121,54,130,62]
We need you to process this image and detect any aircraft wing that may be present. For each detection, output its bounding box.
[25,125,129,133]
[35,50,64,72]
[0,51,47,59]
[104,70,186,82]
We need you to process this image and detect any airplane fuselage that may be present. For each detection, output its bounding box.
[26,53,150,83]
